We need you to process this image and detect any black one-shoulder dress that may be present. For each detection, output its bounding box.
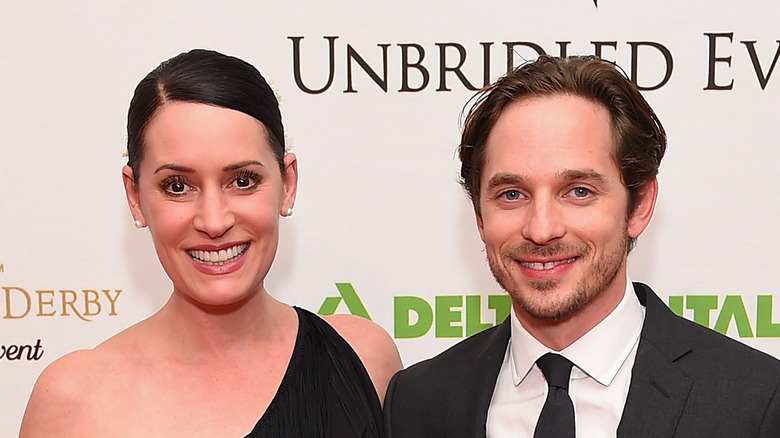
[245,307,383,437]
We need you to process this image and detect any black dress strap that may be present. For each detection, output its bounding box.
[245,307,382,437]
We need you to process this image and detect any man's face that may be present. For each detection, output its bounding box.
[476,94,654,329]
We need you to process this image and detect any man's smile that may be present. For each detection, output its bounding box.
[518,257,578,270]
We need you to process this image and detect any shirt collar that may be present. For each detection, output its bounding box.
[509,278,646,387]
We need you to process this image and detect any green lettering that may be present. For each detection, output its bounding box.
[394,296,433,338]
[714,295,754,337]
[668,295,684,316]
[686,295,718,326]
[756,295,780,337]
[317,297,341,315]
[488,295,512,324]
[465,295,492,336]
[316,283,371,319]
[335,283,371,319]
[435,295,463,338]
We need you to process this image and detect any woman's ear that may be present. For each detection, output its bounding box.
[280,153,298,215]
[122,165,146,228]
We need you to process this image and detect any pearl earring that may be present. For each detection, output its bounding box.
[283,207,293,217]
[134,220,145,229]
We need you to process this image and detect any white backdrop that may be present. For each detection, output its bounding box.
[2,1,779,434]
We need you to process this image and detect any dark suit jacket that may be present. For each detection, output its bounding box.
[384,283,780,437]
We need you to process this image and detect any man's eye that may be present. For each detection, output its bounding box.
[570,187,591,198]
[501,190,521,200]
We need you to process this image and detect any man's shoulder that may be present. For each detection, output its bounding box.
[638,282,780,375]
[383,322,510,436]
[397,321,509,381]
[626,283,780,436]
[661,306,780,370]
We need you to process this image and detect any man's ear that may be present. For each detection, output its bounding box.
[476,209,486,243]
[122,166,146,227]
[280,153,298,215]
[627,177,658,239]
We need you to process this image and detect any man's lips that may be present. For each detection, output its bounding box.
[186,243,248,265]
[518,257,577,270]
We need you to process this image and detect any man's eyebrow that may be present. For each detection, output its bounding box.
[485,172,526,191]
[484,169,607,191]
[558,169,607,183]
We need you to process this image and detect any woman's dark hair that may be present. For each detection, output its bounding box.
[126,49,285,181]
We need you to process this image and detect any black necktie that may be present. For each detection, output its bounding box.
[533,353,575,438]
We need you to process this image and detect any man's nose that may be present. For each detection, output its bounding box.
[521,197,565,245]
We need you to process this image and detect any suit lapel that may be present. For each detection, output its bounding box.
[617,283,693,437]
[439,284,694,437]
[446,318,511,438]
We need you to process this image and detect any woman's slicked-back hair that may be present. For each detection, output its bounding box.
[126,49,285,181]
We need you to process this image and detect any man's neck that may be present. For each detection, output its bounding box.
[515,276,629,351]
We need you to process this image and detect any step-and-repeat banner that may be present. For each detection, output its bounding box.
[2,1,779,434]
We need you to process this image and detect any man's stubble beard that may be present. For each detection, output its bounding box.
[487,231,630,320]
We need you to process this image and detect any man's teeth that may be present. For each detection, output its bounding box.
[188,244,248,264]
[521,257,576,270]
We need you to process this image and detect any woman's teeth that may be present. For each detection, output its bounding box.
[187,244,248,265]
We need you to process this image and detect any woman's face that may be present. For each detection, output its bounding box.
[123,102,297,307]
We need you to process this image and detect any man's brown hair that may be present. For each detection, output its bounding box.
[459,55,666,218]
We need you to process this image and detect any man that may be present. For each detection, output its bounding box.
[384,55,780,437]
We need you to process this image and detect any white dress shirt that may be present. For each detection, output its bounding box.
[486,280,646,437]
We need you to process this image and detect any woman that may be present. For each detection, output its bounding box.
[20,49,402,437]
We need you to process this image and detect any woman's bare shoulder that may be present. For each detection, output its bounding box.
[19,324,149,437]
[19,347,117,436]
[321,314,402,403]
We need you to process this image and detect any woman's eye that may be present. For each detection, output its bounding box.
[160,177,189,195]
[570,187,591,198]
[236,176,252,188]
[233,170,260,189]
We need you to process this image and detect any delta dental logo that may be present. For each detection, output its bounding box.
[318,283,780,339]
[669,295,780,338]
[318,283,510,339]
